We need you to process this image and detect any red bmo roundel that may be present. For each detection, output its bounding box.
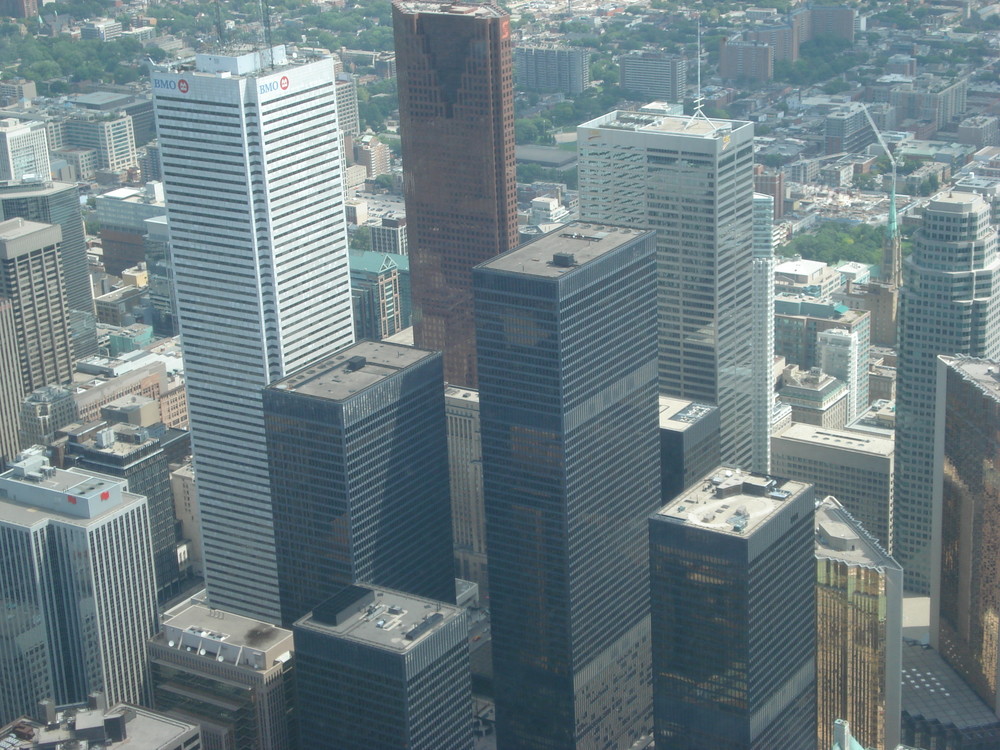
[279,76,289,90]
[177,79,189,93]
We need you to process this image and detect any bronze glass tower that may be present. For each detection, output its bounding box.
[392,0,517,387]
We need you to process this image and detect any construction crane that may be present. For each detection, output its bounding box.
[861,103,902,289]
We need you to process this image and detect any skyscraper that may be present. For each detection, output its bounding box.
[579,110,756,467]
[153,46,354,622]
[894,193,1000,593]
[752,192,776,473]
[263,341,455,626]
[475,223,660,748]
[0,180,96,358]
[393,0,518,387]
[0,298,21,464]
[935,356,1000,712]
[0,451,158,724]
[649,469,816,748]
[815,496,902,750]
[294,585,472,750]
[0,118,49,181]
[0,218,72,392]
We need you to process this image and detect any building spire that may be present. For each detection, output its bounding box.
[881,165,902,288]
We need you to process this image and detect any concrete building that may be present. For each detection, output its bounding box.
[649,469,816,748]
[62,112,136,172]
[0,702,202,750]
[514,45,590,95]
[894,193,1000,594]
[826,103,877,156]
[371,215,407,256]
[263,341,454,627]
[393,0,518,387]
[80,18,122,41]
[619,52,686,102]
[719,39,773,82]
[935,357,1000,714]
[658,396,721,502]
[819,326,868,423]
[0,118,49,180]
[168,460,202,576]
[774,296,870,386]
[445,385,487,596]
[889,75,968,131]
[353,133,390,178]
[779,365,850,429]
[774,258,842,298]
[0,452,158,724]
[579,108,756,468]
[0,218,72,393]
[815,497,902,750]
[335,72,360,137]
[18,384,75,448]
[149,597,295,750]
[835,281,898,349]
[475,224,659,749]
[153,46,354,622]
[958,115,1000,149]
[64,420,186,601]
[772,422,894,548]
[349,250,403,340]
[0,179,95,358]
[0,298,21,463]
[143,215,176,336]
[95,182,166,276]
[294,585,472,750]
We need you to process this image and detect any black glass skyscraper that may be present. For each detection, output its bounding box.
[474,223,660,749]
[649,469,816,749]
[263,340,455,627]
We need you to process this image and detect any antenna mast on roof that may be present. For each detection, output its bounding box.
[685,16,718,131]
[258,0,275,69]
[214,0,226,48]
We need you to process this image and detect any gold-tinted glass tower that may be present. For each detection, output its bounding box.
[392,0,518,387]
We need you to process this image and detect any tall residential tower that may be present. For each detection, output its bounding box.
[153,47,354,622]
[393,0,518,387]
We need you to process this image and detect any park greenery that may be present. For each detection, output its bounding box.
[780,222,887,267]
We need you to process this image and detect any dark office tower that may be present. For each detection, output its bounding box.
[0,180,96,358]
[393,0,518,388]
[294,585,472,750]
[0,299,21,465]
[475,223,660,749]
[935,356,1000,712]
[0,218,72,392]
[649,469,816,749]
[894,193,1000,594]
[263,340,455,627]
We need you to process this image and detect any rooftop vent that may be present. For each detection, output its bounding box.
[345,355,367,372]
[552,252,576,267]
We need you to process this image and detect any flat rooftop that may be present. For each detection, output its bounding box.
[393,0,506,18]
[774,423,894,457]
[658,396,716,432]
[297,584,463,654]
[479,222,650,278]
[654,467,809,537]
[269,340,436,401]
[0,705,198,748]
[155,601,292,669]
[940,356,1000,404]
[585,109,750,140]
[901,641,1000,731]
[814,496,898,570]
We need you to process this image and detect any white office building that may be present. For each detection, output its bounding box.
[578,109,756,468]
[0,450,158,725]
[0,118,49,181]
[818,326,868,423]
[153,46,354,622]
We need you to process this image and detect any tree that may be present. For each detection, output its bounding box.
[350,226,372,252]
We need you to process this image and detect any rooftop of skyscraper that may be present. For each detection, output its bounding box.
[658,396,717,432]
[296,584,463,654]
[153,596,294,672]
[815,496,899,570]
[0,704,200,749]
[393,0,506,19]
[775,423,894,459]
[654,467,810,537]
[479,222,651,277]
[583,108,751,140]
[901,640,1000,733]
[940,356,1000,402]
[268,340,436,401]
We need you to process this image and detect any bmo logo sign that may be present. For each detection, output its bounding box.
[153,78,189,93]
[259,76,290,95]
